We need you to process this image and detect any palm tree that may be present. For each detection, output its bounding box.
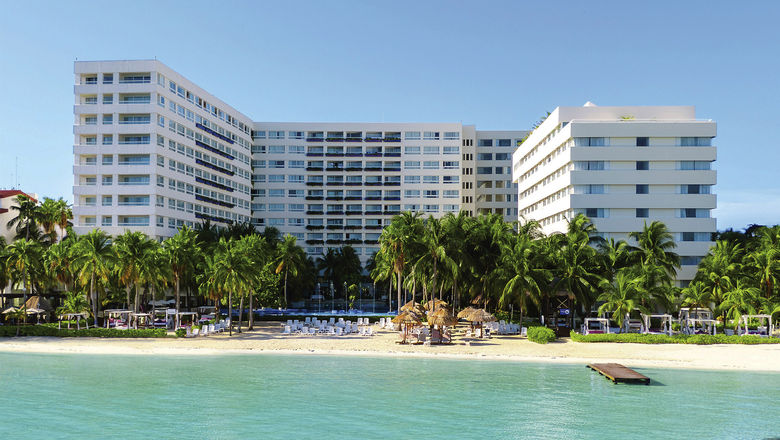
[718,280,760,330]
[441,212,473,310]
[317,248,340,307]
[4,305,26,336]
[415,216,456,313]
[681,281,713,312]
[163,226,200,329]
[240,233,268,331]
[467,213,514,309]
[114,231,157,312]
[628,221,680,298]
[379,212,423,313]
[208,238,254,336]
[549,214,603,316]
[5,239,43,320]
[597,270,648,329]
[6,194,39,240]
[0,237,8,309]
[747,248,779,299]
[52,198,73,242]
[696,240,742,306]
[500,234,549,326]
[44,239,75,294]
[72,230,115,327]
[275,234,304,308]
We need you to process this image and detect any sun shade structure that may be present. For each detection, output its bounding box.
[2,306,20,314]
[466,309,497,323]
[457,306,477,319]
[738,314,774,337]
[583,317,611,335]
[423,299,449,312]
[641,314,673,336]
[400,301,426,316]
[392,311,422,344]
[427,308,458,327]
[24,296,53,312]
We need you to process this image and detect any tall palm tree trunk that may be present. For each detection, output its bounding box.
[134,284,141,313]
[396,271,402,314]
[90,273,97,327]
[228,291,233,336]
[248,292,254,331]
[284,268,289,308]
[238,296,244,333]
[175,277,181,329]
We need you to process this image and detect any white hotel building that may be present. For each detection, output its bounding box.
[73,60,524,263]
[512,104,717,285]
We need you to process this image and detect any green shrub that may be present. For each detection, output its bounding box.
[0,325,168,338]
[175,328,186,338]
[570,331,780,345]
[527,326,556,344]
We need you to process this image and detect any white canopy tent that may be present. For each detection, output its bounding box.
[583,317,610,335]
[738,314,774,337]
[679,308,717,335]
[641,314,673,336]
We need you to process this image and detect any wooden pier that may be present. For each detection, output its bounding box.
[587,363,650,385]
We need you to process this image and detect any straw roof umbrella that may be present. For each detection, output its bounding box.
[2,306,20,314]
[457,306,477,319]
[427,308,458,343]
[400,300,425,315]
[392,311,421,343]
[466,308,496,323]
[424,299,449,312]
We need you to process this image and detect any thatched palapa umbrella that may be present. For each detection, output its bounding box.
[427,308,458,343]
[465,308,496,338]
[400,300,426,316]
[457,306,477,319]
[424,299,449,312]
[392,311,421,343]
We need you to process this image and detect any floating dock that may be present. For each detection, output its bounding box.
[587,363,650,385]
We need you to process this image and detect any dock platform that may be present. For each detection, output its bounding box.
[587,363,650,385]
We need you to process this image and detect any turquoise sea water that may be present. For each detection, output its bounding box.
[0,352,778,439]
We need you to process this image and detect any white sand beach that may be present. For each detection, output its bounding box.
[1,322,778,372]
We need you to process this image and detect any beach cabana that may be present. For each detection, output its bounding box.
[58,312,89,330]
[176,312,198,329]
[738,314,774,337]
[392,311,422,344]
[641,314,673,336]
[457,306,477,320]
[423,299,449,312]
[130,312,153,329]
[679,308,717,335]
[104,309,132,329]
[583,317,610,335]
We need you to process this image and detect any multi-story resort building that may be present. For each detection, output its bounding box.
[72,60,254,240]
[72,60,524,263]
[512,103,717,285]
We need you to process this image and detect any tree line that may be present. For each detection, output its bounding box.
[371,212,780,328]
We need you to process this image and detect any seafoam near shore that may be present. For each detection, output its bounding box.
[1,322,778,372]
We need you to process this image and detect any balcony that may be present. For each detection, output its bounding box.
[383,197,401,201]
[344,196,362,201]
[325,137,344,142]
[326,182,344,186]
[306,240,325,245]
[306,167,323,171]
[383,182,401,186]
[195,123,235,144]
[365,196,381,201]
[363,239,379,244]
[365,225,382,229]
[345,167,362,172]
[344,181,362,186]
[326,167,344,172]
[306,138,324,142]
[364,166,382,172]
[383,167,401,172]
[195,140,234,160]
[326,211,344,216]
[195,177,233,192]
[306,210,324,215]
[364,211,382,216]
[306,182,323,186]
[383,153,401,157]
[305,196,323,200]
[326,197,344,201]
[346,211,363,216]
[306,225,324,230]
[196,159,234,176]
[365,182,382,186]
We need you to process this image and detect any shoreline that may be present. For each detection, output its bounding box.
[2,322,779,372]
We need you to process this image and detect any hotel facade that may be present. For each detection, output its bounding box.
[512,104,717,284]
[72,61,716,276]
[72,60,524,263]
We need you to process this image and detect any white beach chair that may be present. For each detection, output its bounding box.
[283,325,291,334]
[329,317,335,325]
[209,324,215,334]
[191,328,199,337]
[202,325,210,336]
[336,327,343,336]
[305,317,311,324]
[521,327,527,337]
[378,317,385,328]
[286,319,293,327]
[309,327,317,335]
[366,327,374,336]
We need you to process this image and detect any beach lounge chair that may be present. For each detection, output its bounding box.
[202,325,209,336]
[282,325,291,334]
[336,327,343,336]
[191,328,199,337]
[208,324,215,334]
[378,317,385,328]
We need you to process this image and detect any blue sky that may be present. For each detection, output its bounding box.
[0,0,778,230]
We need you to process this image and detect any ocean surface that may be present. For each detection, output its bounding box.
[0,352,777,439]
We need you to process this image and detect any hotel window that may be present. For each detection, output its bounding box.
[289,189,304,198]
[443,146,459,154]
[495,153,509,160]
[102,135,113,145]
[102,73,113,84]
[288,131,304,139]
[443,132,460,140]
[497,139,511,147]
[269,203,284,211]
[252,131,267,139]
[477,167,493,174]
[404,131,421,140]
[636,161,649,170]
[478,139,492,147]
[404,161,420,170]
[269,160,285,168]
[443,176,459,184]
[423,204,439,213]
[681,184,710,194]
[636,184,649,194]
[636,208,649,218]
[681,256,704,266]
[102,94,113,104]
[680,137,711,146]
[269,145,285,154]
[636,137,649,147]
[268,131,285,139]
[289,204,304,212]
[102,155,113,165]
[101,216,112,227]
[269,189,284,197]
[269,175,285,182]
[423,131,439,140]
[288,175,304,183]
[424,190,439,198]
[423,146,440,154]
[404,176,420,184]
[405,190,420,198]
[680,208,710,218]
[423,176,439,184]
[423,161,439,169]
[101,195,112,206]
[289,145,305,154]
[679,161,711,170]
[477,153,493,161]
[574,137,607,147]
[584,208,608,218]
[681,232,711,242]
[443,190,458,198]
[574,161,605,171]
[577,184,605,194]
[443,161,459,169]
